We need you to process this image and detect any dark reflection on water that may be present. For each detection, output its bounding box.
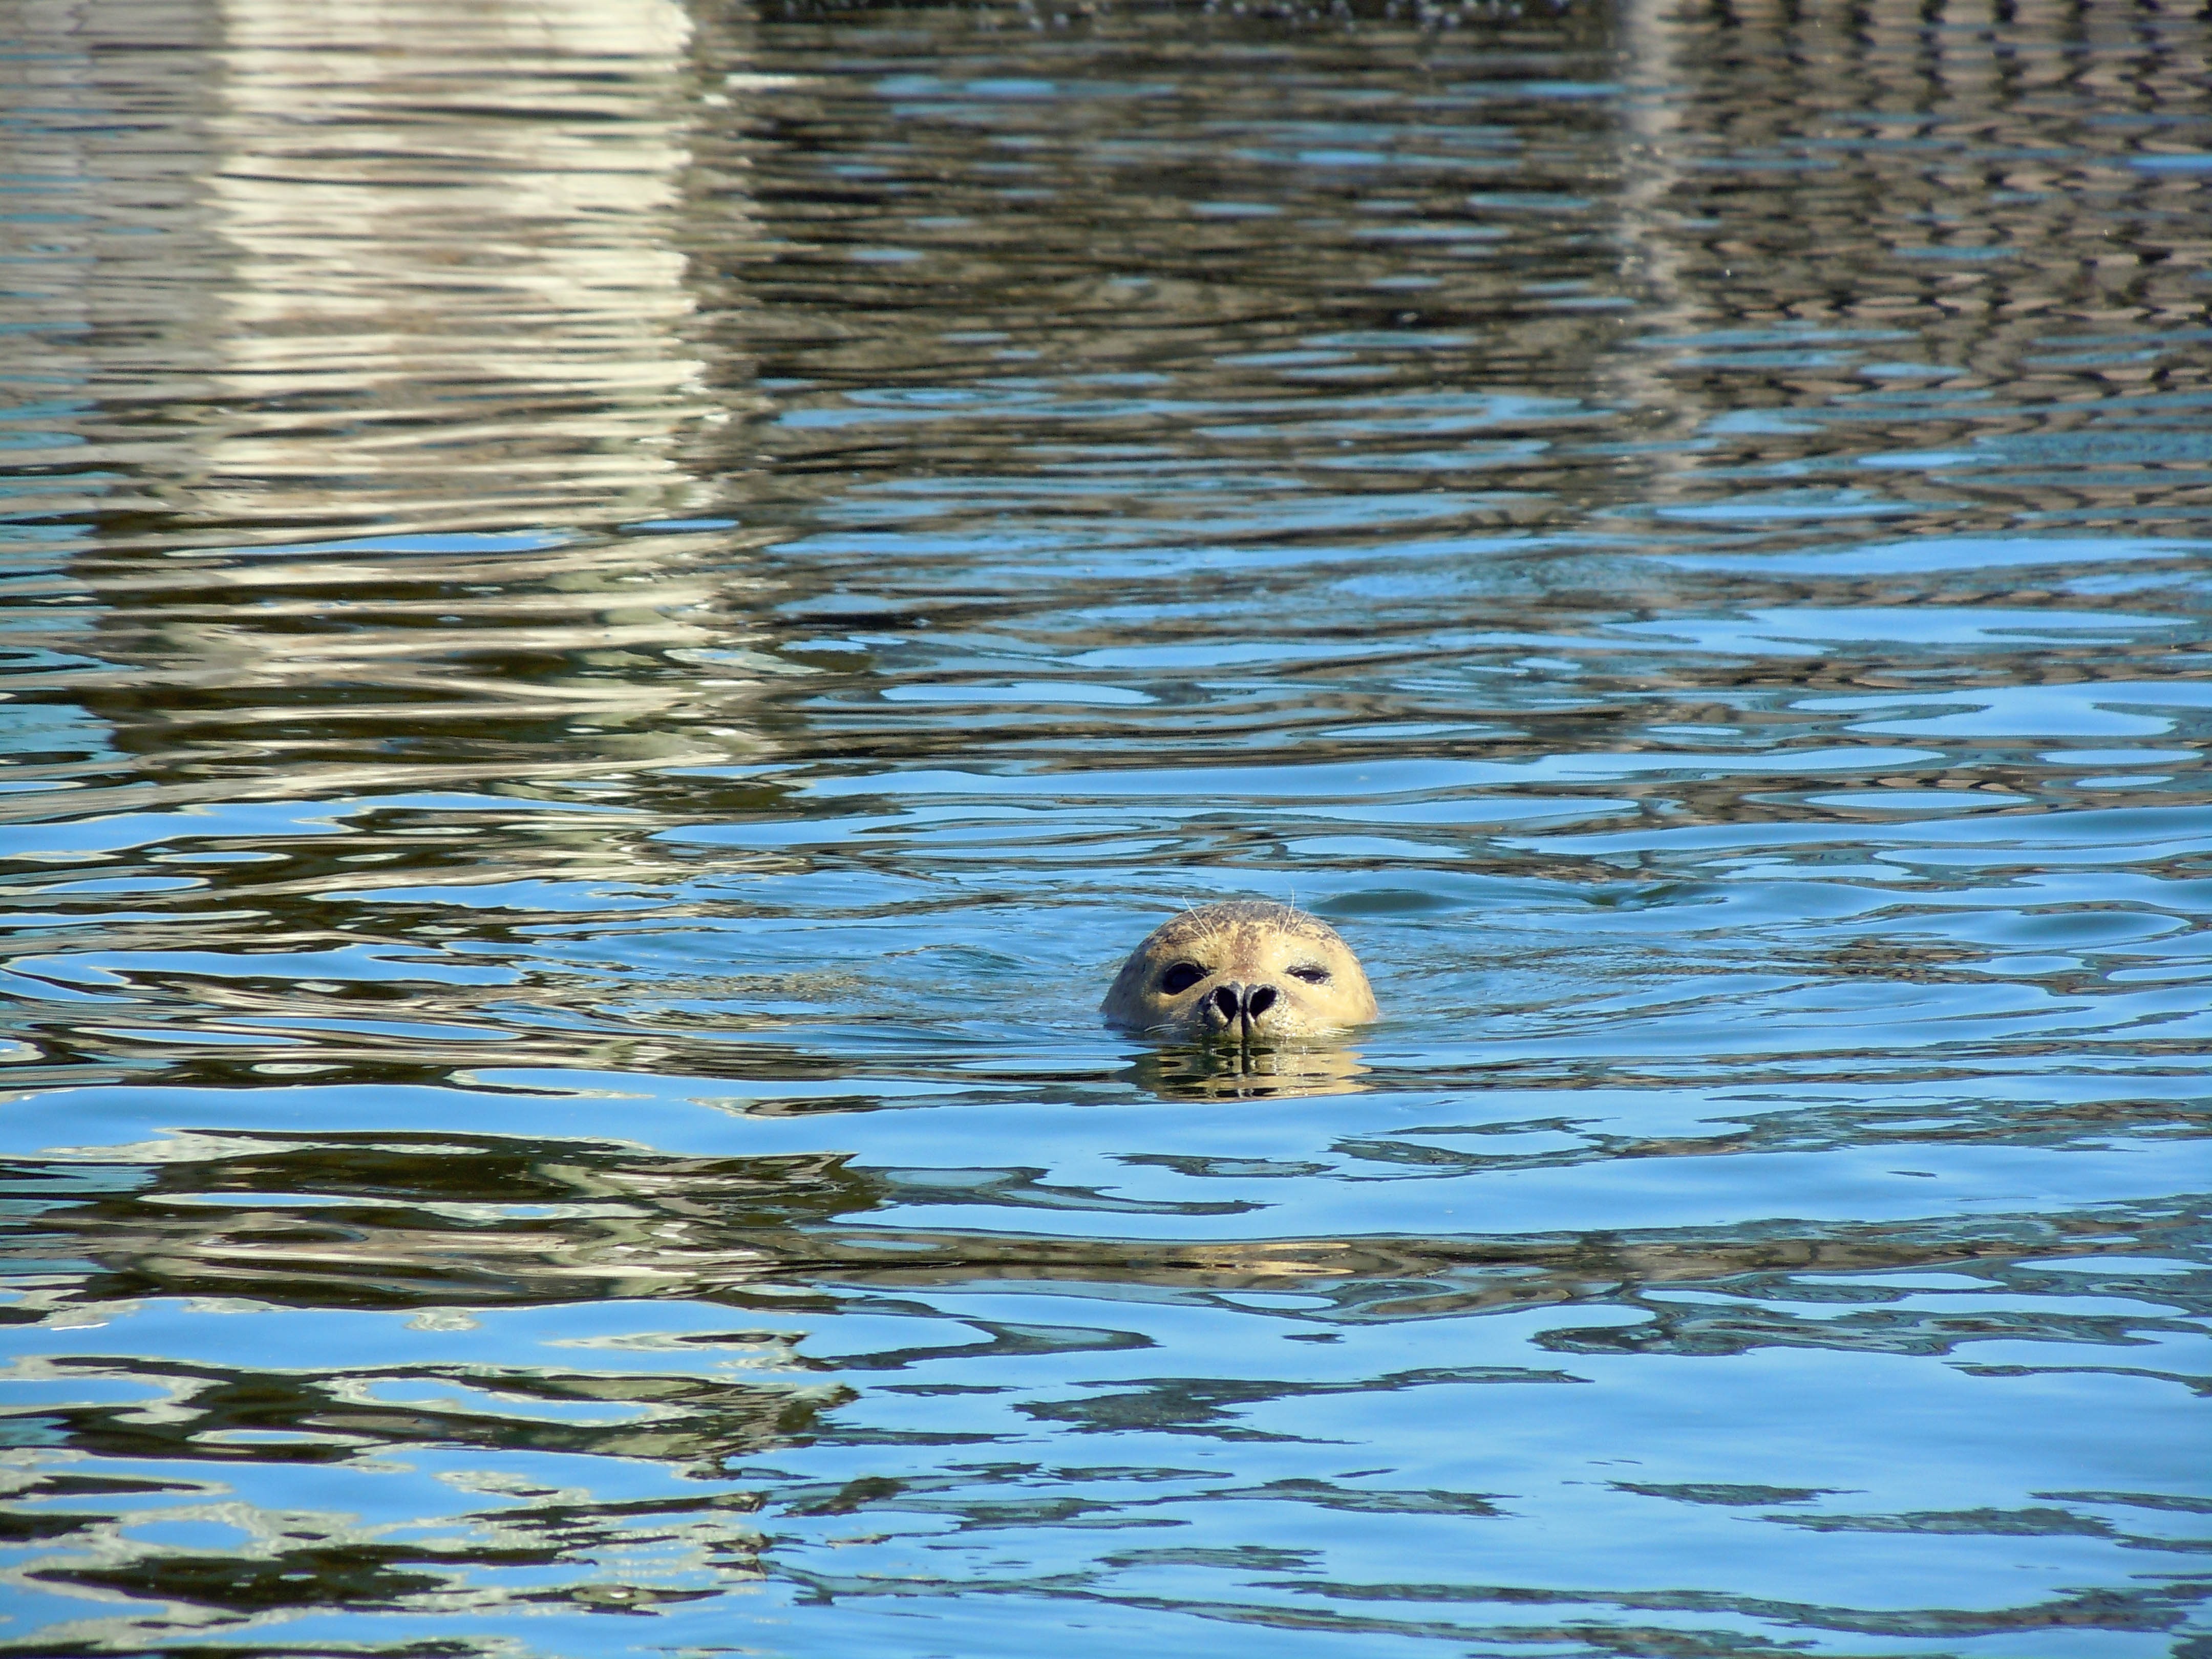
[2,0,2209,1652]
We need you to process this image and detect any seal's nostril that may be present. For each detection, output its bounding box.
[1246,985,1278,1017]
[1211,986,1241,1022]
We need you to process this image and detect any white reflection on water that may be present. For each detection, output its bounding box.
[201,0,714,529]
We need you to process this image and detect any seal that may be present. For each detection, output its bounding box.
[1101,901,1379,1040]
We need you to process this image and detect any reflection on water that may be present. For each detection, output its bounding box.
[2,0,2209,1653]
[204,0,710,530]
[7,0,765,811]
[28,0,715,541]
[1129,1040,1372,1100]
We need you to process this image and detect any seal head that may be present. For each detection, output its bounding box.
[1101,901,1379,1040]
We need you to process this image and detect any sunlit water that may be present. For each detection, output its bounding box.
[2,0,2208,1653]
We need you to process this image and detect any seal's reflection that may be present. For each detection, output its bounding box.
[1127,1039,1371,1101]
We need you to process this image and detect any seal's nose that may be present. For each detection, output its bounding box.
[1208,981,1281,1034]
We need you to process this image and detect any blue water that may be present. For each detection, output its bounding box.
[0,0,2207,1653]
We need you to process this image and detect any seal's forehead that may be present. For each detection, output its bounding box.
[1138,901,1346,955]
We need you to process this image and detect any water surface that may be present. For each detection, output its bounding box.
[1,0,2208,1654]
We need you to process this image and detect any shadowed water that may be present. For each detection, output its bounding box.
[1,0,2207,1653]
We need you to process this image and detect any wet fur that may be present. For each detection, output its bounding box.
[1101,901,1379,1038]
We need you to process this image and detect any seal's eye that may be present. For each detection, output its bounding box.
[1287,963,1330,985]
[1159,961,1207,995]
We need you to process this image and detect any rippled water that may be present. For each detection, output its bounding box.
[3,0,2209,1652]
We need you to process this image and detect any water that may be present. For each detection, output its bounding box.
[2,0,2208,1652]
